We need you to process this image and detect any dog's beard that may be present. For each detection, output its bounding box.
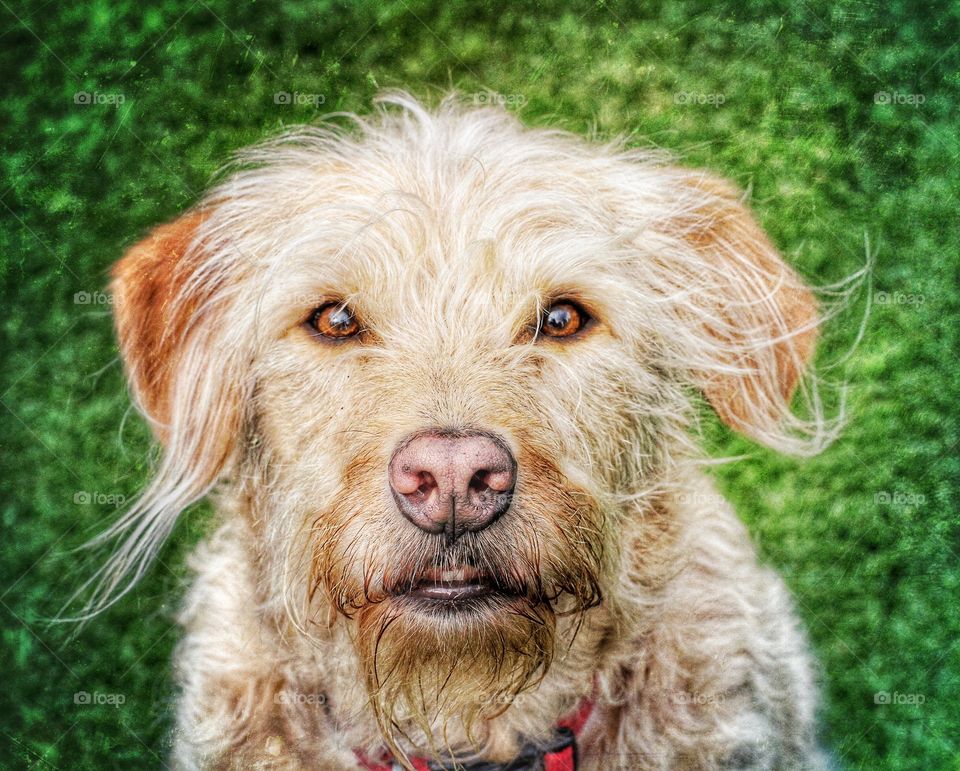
[312,508,604,761]
[355,590,555,760]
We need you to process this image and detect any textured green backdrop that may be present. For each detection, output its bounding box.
[1,1,957,768]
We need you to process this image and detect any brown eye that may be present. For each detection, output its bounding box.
[540,301,589,339]
[309,303,360,339]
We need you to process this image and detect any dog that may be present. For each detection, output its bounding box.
[99,92,836,769]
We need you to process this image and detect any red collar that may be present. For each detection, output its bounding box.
[356,698,594,771]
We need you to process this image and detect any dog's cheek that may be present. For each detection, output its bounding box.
[253,346,360,461]
[533,341,682,495]
[243,347,366,534]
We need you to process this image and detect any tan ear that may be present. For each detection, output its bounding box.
[674,172,818,442]
[82,209,242,614]
[110,211,211,443]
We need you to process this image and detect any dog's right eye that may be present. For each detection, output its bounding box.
[538,301,591,339]
[308,303,360,340]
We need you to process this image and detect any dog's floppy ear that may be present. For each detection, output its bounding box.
[111,207,243,475]
[111,211,212,441]
[668,171,820,451]
[84,209,243,613]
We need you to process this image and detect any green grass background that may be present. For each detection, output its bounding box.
[1,1,957,768]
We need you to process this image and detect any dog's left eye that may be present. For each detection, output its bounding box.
[309,303,360,339]
[539,301,590,339]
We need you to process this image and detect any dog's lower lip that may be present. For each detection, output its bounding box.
[409,581,493,600]
[406,566,493,600]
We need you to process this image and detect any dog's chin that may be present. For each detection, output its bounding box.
[351,571,557,758]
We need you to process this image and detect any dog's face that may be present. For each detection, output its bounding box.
[107,95,824,748]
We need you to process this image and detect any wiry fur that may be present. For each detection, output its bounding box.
[100,92,837,769]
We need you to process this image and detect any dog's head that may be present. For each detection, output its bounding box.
[105,93,829,753]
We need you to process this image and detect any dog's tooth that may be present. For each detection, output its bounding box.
[439,567,479,582]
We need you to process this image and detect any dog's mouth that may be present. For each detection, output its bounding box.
[405,565,495,602]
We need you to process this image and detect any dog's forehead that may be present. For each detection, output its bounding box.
[234,140,637,320]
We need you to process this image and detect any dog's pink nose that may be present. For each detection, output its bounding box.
[389,431,516,538]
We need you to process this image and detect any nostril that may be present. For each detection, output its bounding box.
[468,467,515,513]
[391,465,438,497]
[468,471,491,495]
[415,471,436,498]
[471,468,514,494]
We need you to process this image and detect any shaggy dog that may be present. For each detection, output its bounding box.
[98,92,836,769]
